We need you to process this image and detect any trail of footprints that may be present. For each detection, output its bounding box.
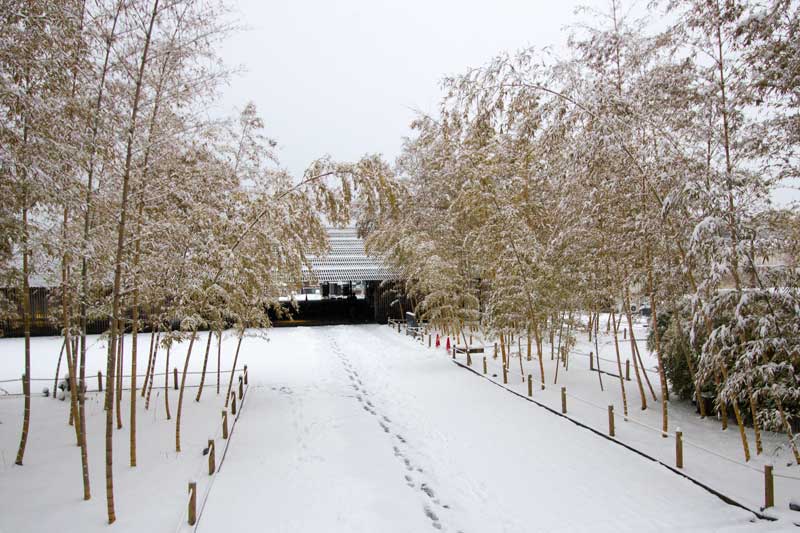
[329,338,452,531]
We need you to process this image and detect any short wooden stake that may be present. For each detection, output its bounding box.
[173,367,178,390]
[222,410,228,439]
[243,365,248,385]
[238,375,244,399]
[397,322,400,333]
[428,334,431,347]
[764,464,774,508]
[208,439,215,475]
[676,430,683,468]
[188,482,197,525]
[527,374,533,397]
[452,347,455,359]
[502,364,508,384]
[608,405,615,437]
[589,351,594,371]
[561,387,567,414]
[623,327,627,340]
[97,371,103,391]
[230,392,237,415]
[625,359,631,381]
[494,342,497,359]
[482,356,487,375]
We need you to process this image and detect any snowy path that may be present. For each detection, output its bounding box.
[197,325,772,533]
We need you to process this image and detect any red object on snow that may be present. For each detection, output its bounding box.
[435,333,441,348]
[446,337,451,351]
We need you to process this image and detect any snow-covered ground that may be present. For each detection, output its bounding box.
[0,325,796,532]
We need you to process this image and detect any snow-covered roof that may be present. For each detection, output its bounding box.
[302,228,396,283]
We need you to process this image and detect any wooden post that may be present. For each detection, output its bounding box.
[469,334,472,344]
[452,347,455,359]
[230,391,237,415]
[527,374,533,397]
[397,322,400,333]
[221,410,228,439]
[97,371,103,391]
[608,405,615,437]
[243,365,248,385]
[589,351,594,371]
[173,367,178,390]
[623,327,627,340]
[208,439,215,475]
[625,359,631,381]
[561,387,567,414]
[676,430,683,469]
[764,464,774,508]
[238,375,243,399]
[188,482,197,525]
[482,356,487,375]
[494,342,497,359]
[428,334,431,347]
[503,364,508,384]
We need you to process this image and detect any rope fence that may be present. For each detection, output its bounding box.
[399,324,800,517]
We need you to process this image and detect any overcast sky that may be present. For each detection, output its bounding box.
[214,0,798,206]
[215,0,588,178]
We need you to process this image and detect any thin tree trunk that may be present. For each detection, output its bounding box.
[176,329,197,452]
[747,382,763,455]
[116,319,124,429]
[674,314,706,418]
[646,263,668,436]
[533,321,545,389]
[105,0,160,520]
[225,333,244,407]
[164,342,171,420]
[141,324,157,398]
[195,330,213,402]
[216,329,221,394]
[53,339,66,400]
[611,310,628,418]
[777,397,800,465]
[720,364,751,461]
[15,197,32,466]
[623,288,647,410]
[145,329,160,410]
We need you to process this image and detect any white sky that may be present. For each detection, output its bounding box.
[215,0,586,178]
[214,0,797,207]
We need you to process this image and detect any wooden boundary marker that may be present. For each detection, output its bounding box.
[97,371,103,391]
[188,482,197,525]
[502,364,508,384]
[764,465,774,508]
[230,391,237,415]
[238,376,244,399]
[608,405,615,437]
[589,351,594,371]
[482,357,487,375]
[173,367,178,390]
[222,410,228,439]
[243,365,248,385]
[527,374,532,397]
[561,387,567,414]
[625,359,631,381]
[676,429,683,468]
[208,439,215,475]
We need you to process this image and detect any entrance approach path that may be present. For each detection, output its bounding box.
[197,325,773,533]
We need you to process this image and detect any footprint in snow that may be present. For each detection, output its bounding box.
[396,434,406,443]
[379,421,390,432]
[424,506,441,529]
[420,483,435,498]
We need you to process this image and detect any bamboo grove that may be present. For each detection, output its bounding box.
[361,0,800,463]
[0,0,399,524]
